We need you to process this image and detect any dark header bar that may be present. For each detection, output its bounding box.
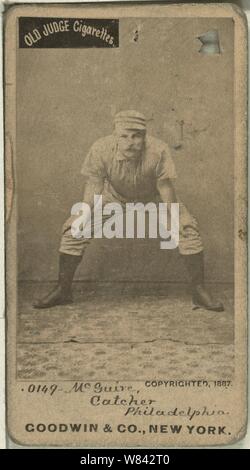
[19,17,119,48]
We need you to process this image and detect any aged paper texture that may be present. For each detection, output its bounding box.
[5,3,247,447]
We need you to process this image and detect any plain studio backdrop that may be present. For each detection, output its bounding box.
[17,17,234,283]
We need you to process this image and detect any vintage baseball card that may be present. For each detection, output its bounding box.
[4,2,247,447]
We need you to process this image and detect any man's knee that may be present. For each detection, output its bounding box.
[179,223,203,255]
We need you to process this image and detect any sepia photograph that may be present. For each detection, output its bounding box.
[17,13,234,382]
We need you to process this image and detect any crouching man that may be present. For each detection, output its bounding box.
[34,110,224,312]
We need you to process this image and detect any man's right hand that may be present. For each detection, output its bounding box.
[62,214,81,234]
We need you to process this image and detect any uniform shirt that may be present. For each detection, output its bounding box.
[81,134,177,203]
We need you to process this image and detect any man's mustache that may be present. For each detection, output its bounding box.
[125,146,138,151]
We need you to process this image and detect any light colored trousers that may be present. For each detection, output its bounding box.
[59,193,203,257]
